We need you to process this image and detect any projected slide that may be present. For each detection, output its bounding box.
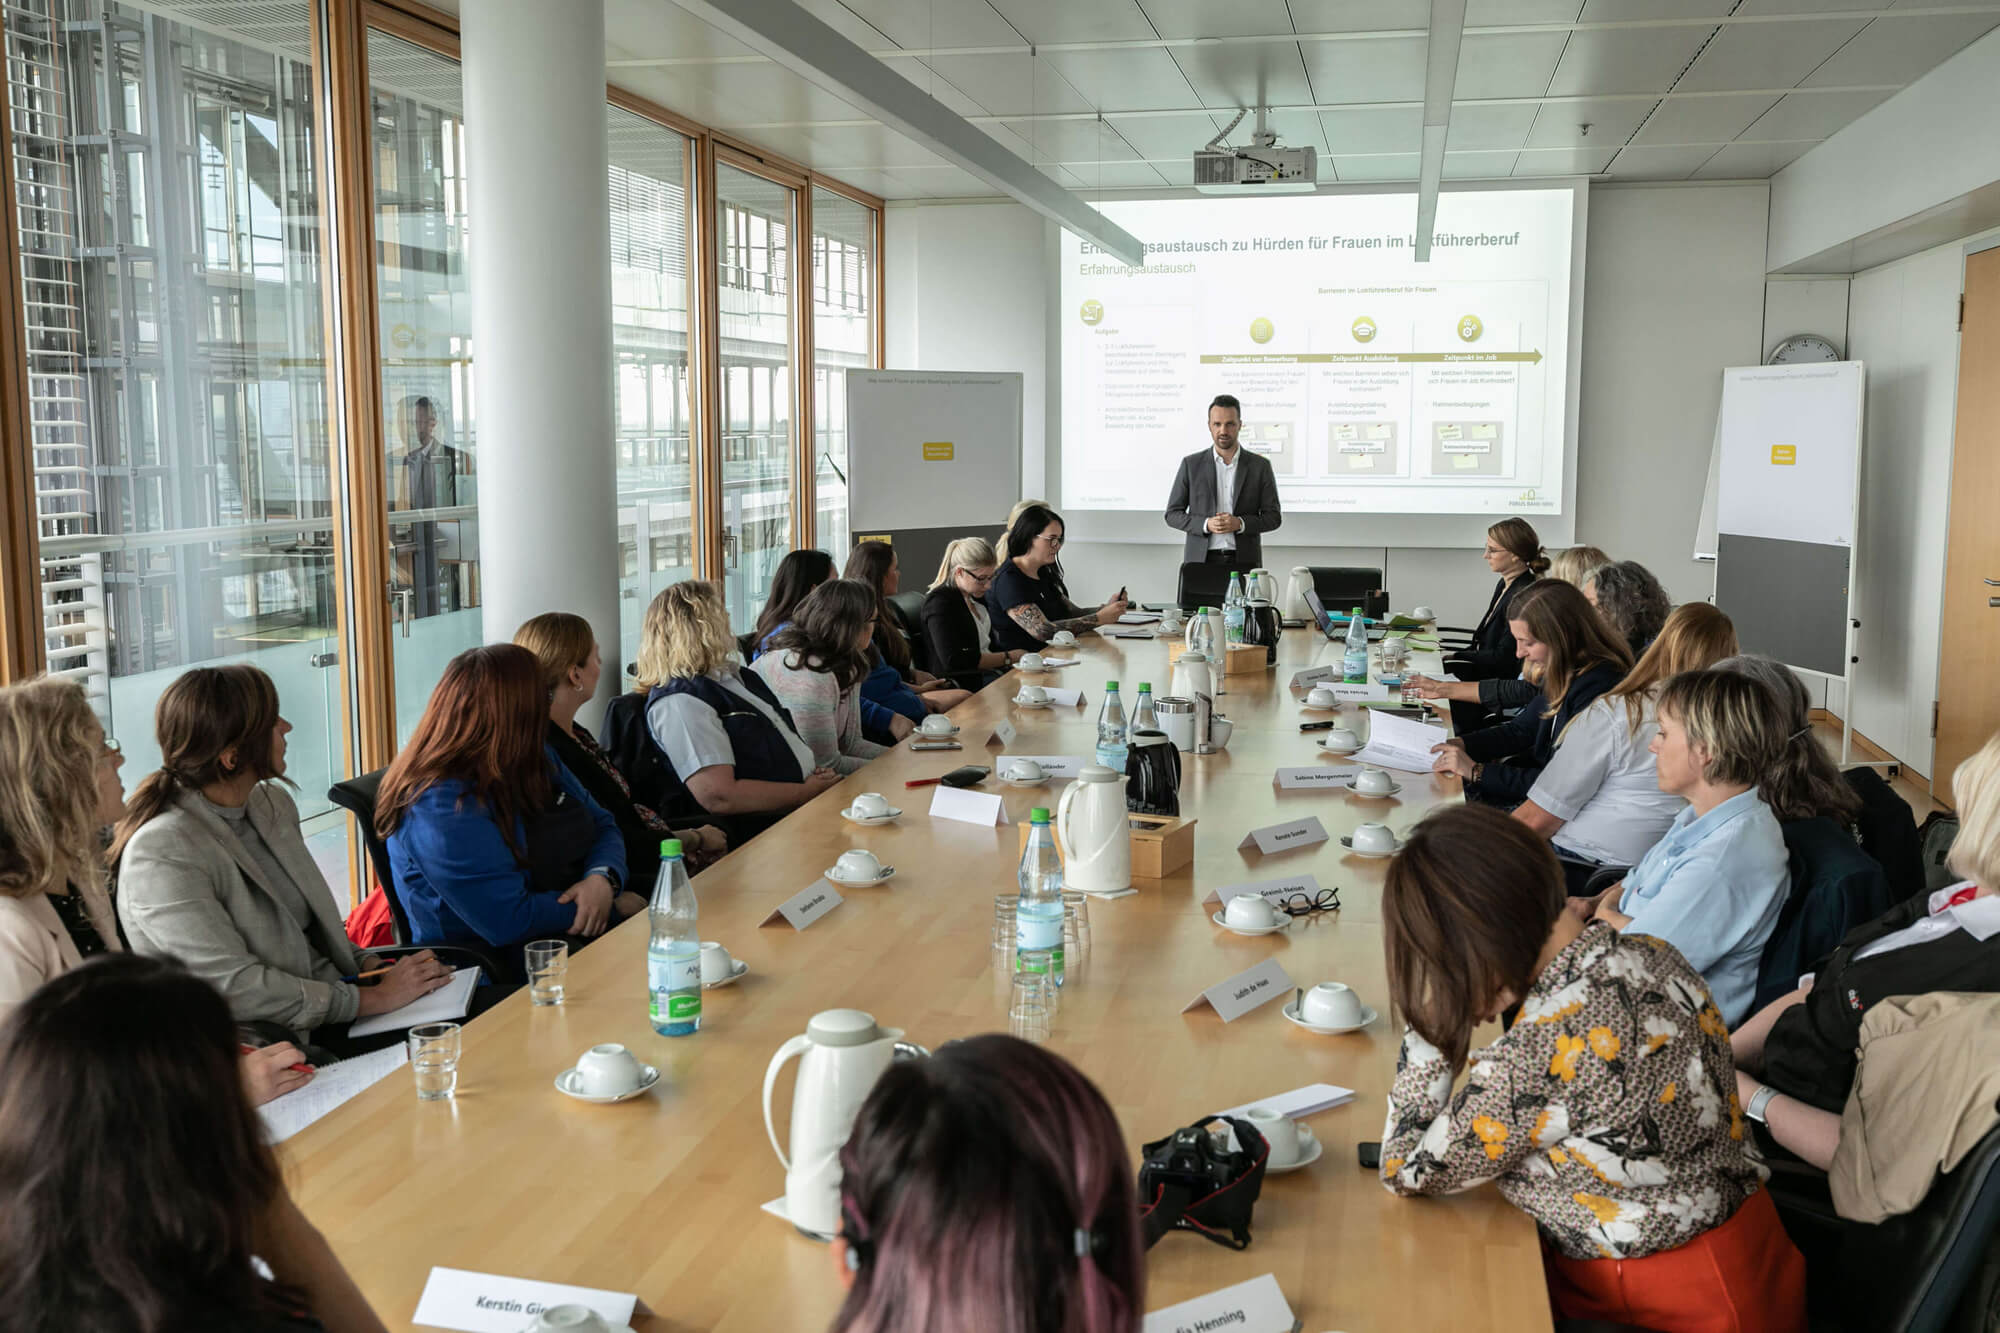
[1059,190,1573,518]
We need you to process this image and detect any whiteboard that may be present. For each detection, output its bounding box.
[846,370,1023,531]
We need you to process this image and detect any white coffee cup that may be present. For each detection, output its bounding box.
[1306,684,1339,707]
[1224,893,1281,929]
[919,714,956,735]
[1019,652,1046,671]
[1051,630,1076,645]
[834,848,883,881]
[521,1306,612,1333]
[1246,1105,1301,1165]
[1351,822,1397,854]
[1324,725,1360,749]
[1006,759,1045,782]
[574,1043,644,1098]
[699,940,736,984]
[1017,684,1050,705]
[850,791,891,819]
[1209,715,1234,748]
[1411,605,1436,621]
[1302,982,1365,1028]
[1354,767,1395,795]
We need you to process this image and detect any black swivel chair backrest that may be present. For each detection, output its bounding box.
[1308,567,1388,619]
[1844,765,1927,904]
[1175,561,1234,614]
[326,768,408,945]
[887,590,929,674]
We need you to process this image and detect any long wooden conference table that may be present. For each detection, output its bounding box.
[288,625,1552,1332]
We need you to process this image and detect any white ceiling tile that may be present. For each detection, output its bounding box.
[1734,0,1882,12]
[787,0,902,50]
[1298,35,1426,104]
[900,164,1004,197]
[1332,153,1422,181]
[613,61,873,131]
[803,122,953,170]
[1676,17,1868,92]
[1104,111,1227,158]
[1037,161,1092,190]
[877,55,994,117]
[1740,88,1891,141]
[1287,0,1430,32]
[1465,0,1584,21]
[1629,92,1780,146]
[1801,13,2000,88]
[1446,103,1541,151]
[1135,0,1297,38]
[1171,40,1317,108]
[982,0,1155,44]
[1690,139,1814,178]
[1038,47,1202,112]
[1510,145,1616,175]
[1000,117,1147,161]
[1602,143,1720,178]
[1453,32,1570,99]
[1522,96,1653,147]
[819,167,920,199]
[821,0,1023,50]
[1546,27,1715,96]
[609,0,757,61]
[924,52,1096,116]
[1578,0,1727,17]
[1319,105,1424,155]
[1072,161,1174,188]
[1443,149,1520,179]
[1153,158,1196,185]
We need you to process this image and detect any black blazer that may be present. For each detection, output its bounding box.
[920,584,995,691]
[1451,573,1538,680]
[1163,447,1283,564]
[547,721,666,891]
[1461,660,1623,802]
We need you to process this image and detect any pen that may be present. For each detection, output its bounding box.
[904,777,943,789]
[1299,721,1337,732]
[239,1042,313,1075]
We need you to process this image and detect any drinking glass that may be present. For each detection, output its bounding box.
[1062,891,1091,961]
[992,894,1017,953]
[409,1022,462,1102]
[525,939,568,1006]
[1008,973,1051,1045]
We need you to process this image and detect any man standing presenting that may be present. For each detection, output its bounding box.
[1164,394,1282,568]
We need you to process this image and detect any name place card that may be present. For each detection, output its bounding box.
[1201,873,1325,908]
[1274,765,1359,789]
[928,784,1006,826]
[984,719,1018,750]
[1236,816,1330,856]
[1042,686,1088,708]
[1002,754,1092,779]
[1215,1082,1358,1123]
[1142,1273,1299,1333]
[412,1267,647,1332]
[1182,957,1295,1023]
[1330,682,1390,702]
[1289,665,1336,690]
[759,880,844,930]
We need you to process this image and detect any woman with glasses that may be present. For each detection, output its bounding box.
[985,505,1128,654]
[920,537,1027,690]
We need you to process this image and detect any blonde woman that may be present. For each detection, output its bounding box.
[1515,603,1739,891]
[632,581,837,844]
[919,537,1026,690]
[1548,543,1611,588]
[1732,729,2000,1169]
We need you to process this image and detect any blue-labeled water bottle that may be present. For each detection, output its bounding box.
[1223,572,1246,644]
[1016,808,1065,988]
[647,839,701,1036]
[1343,606,1370,685]
[1095,680,1129,772]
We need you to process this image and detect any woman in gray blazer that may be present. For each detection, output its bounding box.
[114,666,453,1051]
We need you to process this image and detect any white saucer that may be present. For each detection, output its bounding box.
[702,959,749,989]
[1319,738,1362,755]
[840,807,901,826]
[1340,835,1403,858]
[554,1064,661,1103]
[826,865,897,888]
[1210,909,1290,937]
[915,724,960,739]
[1000,774,1048,788]
[1344,780,1403,797]
[1013,698,1054,710]
[1282,999,1379,1036]
[1049,637,1078,649]
[1264,1125,1324,1175]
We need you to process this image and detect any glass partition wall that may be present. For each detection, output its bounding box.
[810,186,876,558]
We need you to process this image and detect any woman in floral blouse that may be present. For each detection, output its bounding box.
[1379,805,1806,1332]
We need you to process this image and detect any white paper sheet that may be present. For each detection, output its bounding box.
[1349,708,1448,773]
[346,966,479,1039]
[257,1044,408,1143]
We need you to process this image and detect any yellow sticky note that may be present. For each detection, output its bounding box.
[1771,444,1797,465]
[1348,454,1375,470]
[922,442,954,461]
[1334,424,1358,441]
[1453,454,1480,470]
[1438,424,1463,441]
[1469,424,1498,440]
[856,534,892,545]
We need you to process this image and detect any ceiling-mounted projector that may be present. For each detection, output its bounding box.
[1194,107,1317,195]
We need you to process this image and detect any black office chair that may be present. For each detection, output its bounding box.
[1306,567,1388,620]
[1174,561,1234,613]
[735,629,760,661]
[887,590,929,674]
[327,769,506,981]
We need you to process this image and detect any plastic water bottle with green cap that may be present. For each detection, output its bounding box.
[1343,607,1369,684]
[1131,681,1158,734]
[1095,681,1128,771]
[1016,808,1065,988]
[648,839,701,1036]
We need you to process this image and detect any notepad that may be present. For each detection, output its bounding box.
[257,1044,408,1143]
[346,966,480,1038]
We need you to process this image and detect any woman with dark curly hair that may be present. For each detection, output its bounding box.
[1583,560,1673,657]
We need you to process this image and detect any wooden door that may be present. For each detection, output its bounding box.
[1933,247,2000,801]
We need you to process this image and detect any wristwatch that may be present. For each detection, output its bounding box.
[1469,762,1485,786]
[1744,1083,1779,1125]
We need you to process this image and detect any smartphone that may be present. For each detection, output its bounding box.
[1357,1141,1382,1170]
[910,739,962,752]
[939,765,990,788]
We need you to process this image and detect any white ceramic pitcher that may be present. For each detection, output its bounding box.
[1057,765,1132,894]
[1281,566,1314,623]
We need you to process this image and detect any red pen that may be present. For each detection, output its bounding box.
[904,777,943,789]
[240,1042,314,1075]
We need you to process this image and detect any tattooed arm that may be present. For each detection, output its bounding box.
[1004,603,1101,643]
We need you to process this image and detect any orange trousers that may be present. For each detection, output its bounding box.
[1544,1188,1809,1333]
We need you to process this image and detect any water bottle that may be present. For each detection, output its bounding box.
[1131,682,1159,734]
[1016,808,1065,988]
[1343,606,1370,685]
[1095,680,1129,771]
[1223,572,1246,644]
[647,839,701,1036]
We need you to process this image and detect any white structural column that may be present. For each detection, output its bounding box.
[460,0,619,708]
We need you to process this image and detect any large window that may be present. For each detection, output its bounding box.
[2,0,347,872]
[715,161,794,633]
[811,187,875,558]
[608,106,693,672]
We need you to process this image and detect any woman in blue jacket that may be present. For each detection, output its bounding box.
[376,644,641,952]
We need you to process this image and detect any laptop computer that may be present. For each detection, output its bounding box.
[1304,587,1385,641]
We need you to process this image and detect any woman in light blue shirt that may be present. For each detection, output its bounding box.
[1591,669,1791,1026]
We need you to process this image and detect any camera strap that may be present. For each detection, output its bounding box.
[1136,1114,1270,1251]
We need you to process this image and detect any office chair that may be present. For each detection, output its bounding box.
[1306,567,1389,620]
[1174,561,1235,613]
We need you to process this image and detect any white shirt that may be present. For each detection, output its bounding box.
[1852,881,2000,963]
[645,668,817,781]
[1210,448,1239,552]
[1530,694,1687,867]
